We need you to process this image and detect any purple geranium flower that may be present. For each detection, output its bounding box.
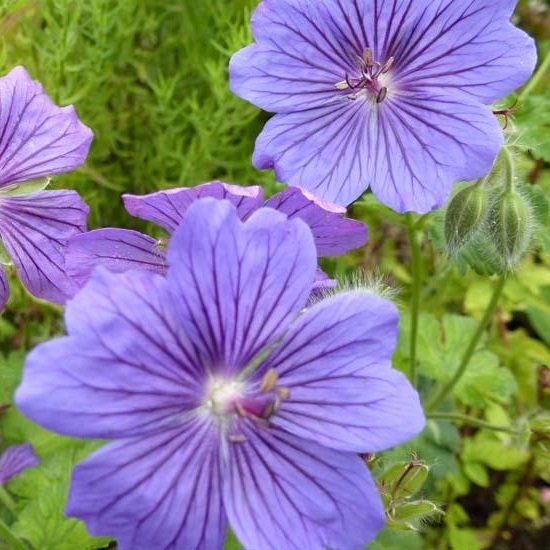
[16,198,424,549]
[0,443,39,484]
[0,66,93,310]
[65,180,367,292]
[230,0,537,212]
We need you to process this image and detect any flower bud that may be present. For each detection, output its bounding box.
[444,184,488,254]
[488,189,533,271]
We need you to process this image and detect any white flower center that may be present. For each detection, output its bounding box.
[205,378,243,417]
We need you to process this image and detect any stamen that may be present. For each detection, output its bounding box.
[380,56,394,74]
[362,47,374,67]
[335,80,349,90]
[261,401,276,419]
[376,87,388,103]
[346,74,356,90]
[235,403,247,417]
[276,386,290,400]
[229,434,247,443]
[259,368,279,393]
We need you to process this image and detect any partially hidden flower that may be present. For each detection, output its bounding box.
[230,0,537,213]
[0,66,93,310]
[0,443,39,484]
[16,198,424,549]
[65,180,367,293]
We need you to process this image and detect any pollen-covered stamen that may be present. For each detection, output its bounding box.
[336,48,393,103]
[259,368,279,393]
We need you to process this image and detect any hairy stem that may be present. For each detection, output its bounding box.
[406,214,423,387]
[501,146,516,193]
[427,412,521,435]
[427,276,506,411]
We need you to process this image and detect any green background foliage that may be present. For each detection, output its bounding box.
[0,0,549,549]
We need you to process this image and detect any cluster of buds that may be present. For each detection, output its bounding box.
[377,455,441,530]
[443,147,539,274]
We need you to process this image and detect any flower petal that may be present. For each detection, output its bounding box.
[265,187,367,255]
[65,228,167,291]
[230,0,350,113]
[392,0,536,103]
[123,181,263,233]
[16,268,206,439]
[0,267,8,311]
[254,91,503,211]
[67,419,225,550]
[0,443,39,484]
[0,66,93,187]
[167,198,317,372]
[0,190,89,303]
[224,422,384,550]
[258,291,425,452]
[310,266,337,299]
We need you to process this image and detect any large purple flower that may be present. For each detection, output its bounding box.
[230,0,537,212]
[16,198,424,549]
[0,66,92,309]
[65,180,367,292]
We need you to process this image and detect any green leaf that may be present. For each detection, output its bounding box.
[515,93,550,162]
[224,530,242,550]
[527,287,550,345]
[462,435,530,471]
[399,313,516,406]
[462,462,489,488]
[9,443,110,550]
[448,525,481,550]
[368,527,424,550]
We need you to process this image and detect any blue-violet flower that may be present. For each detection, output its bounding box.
[65,181,367,294]
[0,67,92,310]
[230,0,536,212]
[16,198,424,550]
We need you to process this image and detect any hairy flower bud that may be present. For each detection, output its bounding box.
[444,184,488,253]
[488,189,534,271]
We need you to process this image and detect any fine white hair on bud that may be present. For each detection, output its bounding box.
[313,270,399,304]
[444,182,489,254]
[487,188,535,272]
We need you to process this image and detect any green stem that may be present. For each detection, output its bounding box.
[518,49,550,103]
[427,276,506,411]
[406,214,423,387]
[0,519,25,550]
[427,412,521,435]
[0,486,16,514]
[500,146,516,193]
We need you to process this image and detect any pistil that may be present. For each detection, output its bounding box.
[335,48,394,103]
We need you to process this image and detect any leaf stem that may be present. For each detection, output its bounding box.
[426,276,506,411]
[427,412,522,435]
[518,49,550,103]
[406,214,423,387]
[0,486,16,514]
[0,519,25,550]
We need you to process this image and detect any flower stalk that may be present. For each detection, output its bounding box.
[406,214,423,387]
[518,49,550,103]
[427,275,506,411]
[427,412,522,436]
